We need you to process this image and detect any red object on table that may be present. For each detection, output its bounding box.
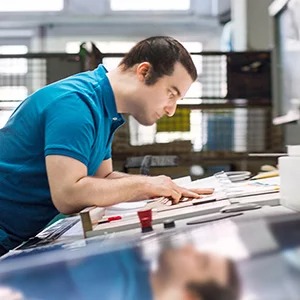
[137,209,153,232]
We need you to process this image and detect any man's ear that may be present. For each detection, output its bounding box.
[136,62,151,82]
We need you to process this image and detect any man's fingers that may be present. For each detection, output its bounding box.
[178,187,214,200]
[171,190,182,204]
[182,190,202,199]
[189,188,214,195]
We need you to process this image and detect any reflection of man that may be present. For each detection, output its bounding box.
[0,244,240,300]
[151,245,240,300]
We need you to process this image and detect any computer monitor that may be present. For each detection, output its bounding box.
[269,0,300,143]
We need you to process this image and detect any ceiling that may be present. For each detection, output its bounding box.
[0,0,231,28]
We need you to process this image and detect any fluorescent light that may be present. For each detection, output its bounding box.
[110,0,190,11]
[0,0,63,12]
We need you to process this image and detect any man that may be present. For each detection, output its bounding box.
[0,36,213,254]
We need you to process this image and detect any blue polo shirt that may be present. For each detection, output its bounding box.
[0,65,125,250]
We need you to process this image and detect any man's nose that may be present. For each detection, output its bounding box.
[165,102,177,117]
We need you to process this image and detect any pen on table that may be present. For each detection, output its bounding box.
[192,197,217,205]
[97,211,141,224]
[98,216,122,224]
[250,170,279,180]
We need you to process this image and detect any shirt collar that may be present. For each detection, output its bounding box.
[94,65,125,123]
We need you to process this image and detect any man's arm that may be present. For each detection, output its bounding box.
[46,155,213,215]
[93,158,136,179]
[94,158,148,179]
[94,158,214,196]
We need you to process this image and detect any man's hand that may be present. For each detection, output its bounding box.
[143,175,214,204]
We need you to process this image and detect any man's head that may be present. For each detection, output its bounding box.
[112,36,197,126]
[119,36,197,85]
[185,259,240,300]
[152,245,240,300]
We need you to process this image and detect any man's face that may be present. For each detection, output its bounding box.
[131,62,193,126]
[160,245,229,288]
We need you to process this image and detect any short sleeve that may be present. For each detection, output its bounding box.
[104,141,112,160]
[44,95,95,166]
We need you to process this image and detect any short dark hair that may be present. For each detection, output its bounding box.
[186,260,240,300]
[119,36,197,85]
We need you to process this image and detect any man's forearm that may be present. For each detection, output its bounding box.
[105,171,145,179]
[57,175,150,214]
[52,171,205,215]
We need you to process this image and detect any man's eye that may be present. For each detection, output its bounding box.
[168,91,175,99]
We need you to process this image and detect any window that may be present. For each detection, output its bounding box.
[182,42,202,52]
[0,0,63,12]
[0,45,28,128]
[181,42,203,100]
[0,87,28,128]
[0,45,27,54]
[0,86,28,100]
[110,0,190,11]
[0,45,28,74]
